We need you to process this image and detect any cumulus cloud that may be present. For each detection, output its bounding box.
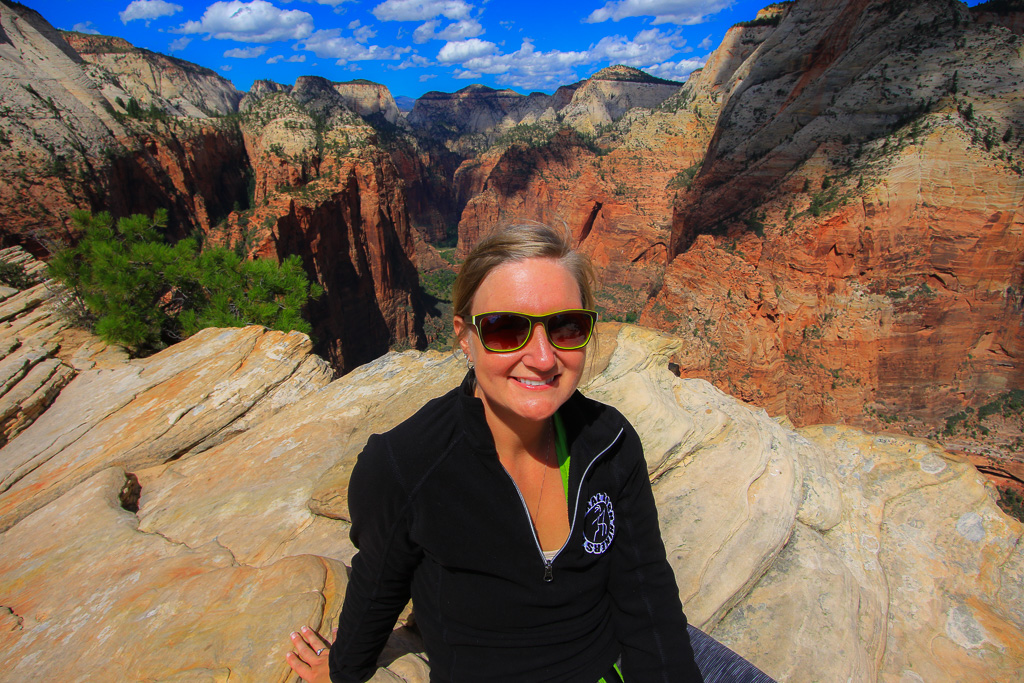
[353,25,377,42]
[585,0,733,25]
[644,56,706,80]
[431,27,692,91]
[267,53,307,63]
[177,0,314,42]
[224,45,268,58]
[71,21,101,34]
[413,20,438,43]
[698,34,713,49]
[392,54,431,69]
[589,28,686,67]
[168,36,191,51]
[299,29,410,63]
[120,0,183,24]
[440,39,589,90]
[220,64,233,71]
[414,18,482,43]
[437,37,495,63]
[372,0,472,22]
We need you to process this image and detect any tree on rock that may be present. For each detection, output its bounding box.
[49,210,322,355]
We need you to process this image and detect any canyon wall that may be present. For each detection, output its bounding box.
[646,0,1024,429]
[0,2,422,371]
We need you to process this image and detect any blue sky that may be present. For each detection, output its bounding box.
[32,0,987,99]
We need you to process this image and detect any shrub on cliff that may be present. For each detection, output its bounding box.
[49,210,321,355]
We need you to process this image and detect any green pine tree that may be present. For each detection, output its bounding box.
[49,210,322,355]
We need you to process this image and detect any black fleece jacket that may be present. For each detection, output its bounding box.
[329,372,702,682]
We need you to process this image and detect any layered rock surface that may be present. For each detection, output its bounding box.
[223,86,424,371]
[0,323,1019,681]
[638,0,1024,430]
[0,0,249,244]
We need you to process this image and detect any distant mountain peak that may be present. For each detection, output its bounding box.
[589,64,682,86]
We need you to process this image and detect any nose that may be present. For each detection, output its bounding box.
[521,322,556,369]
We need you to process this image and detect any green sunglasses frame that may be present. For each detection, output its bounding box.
[468,309,598,353]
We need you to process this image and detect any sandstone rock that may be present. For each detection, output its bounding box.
[0,467,349,681]
[0,324,1020,681]
[229,87,424,371]
[560,65,682,135]
[643,0,1024,429]
[0,326,334,533]
[61,31,242,117]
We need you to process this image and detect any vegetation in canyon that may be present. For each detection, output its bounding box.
[48,210,321,354]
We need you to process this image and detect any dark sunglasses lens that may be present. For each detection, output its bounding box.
[478,313,531,351]
[548,312,593,349]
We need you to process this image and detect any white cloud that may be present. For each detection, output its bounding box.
[299,29,410,63]
[72,21,100,34]
[177,1,314,42]
[220,64,233,71]
[372,0,472,22]
[454,69,480,79]
[353,25,377,42]
[644,56,706,80]
[413,20,438,43]
[120,0,183,24]
[589,28,686,67]
[268,53,307,62]
[437,37,495,63]
[414,18,481,43]
[347,19,361,29]
[168,36,191,51]
[457,39,590,89]
[419,73,437,81]
[698,34,712,49]
[224,45,268,58]
[392,53,431,69]
[586,0,733,25]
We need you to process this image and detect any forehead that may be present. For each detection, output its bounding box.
[473,257,582,314]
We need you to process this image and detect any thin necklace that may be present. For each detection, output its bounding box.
[535,420,554,521]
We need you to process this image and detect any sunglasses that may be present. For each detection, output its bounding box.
[468,309,597,353]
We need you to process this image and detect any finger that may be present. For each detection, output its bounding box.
[285,650,314,681]
[299,625,330,653]
[290,630,320,661]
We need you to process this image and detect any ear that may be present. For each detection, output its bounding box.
[453,316,472,358]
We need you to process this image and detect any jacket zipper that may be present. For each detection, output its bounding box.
[503,426,624,582]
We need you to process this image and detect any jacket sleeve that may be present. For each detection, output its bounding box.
[607,427,704,683]
[329,434,423,683]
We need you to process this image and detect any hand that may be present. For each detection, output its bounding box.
[286,624,336,683]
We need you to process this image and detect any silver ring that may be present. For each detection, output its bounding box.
[316,647,326,656]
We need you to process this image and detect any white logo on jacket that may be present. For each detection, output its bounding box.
[583,492,615,554]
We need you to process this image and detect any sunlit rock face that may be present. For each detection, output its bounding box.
[639,0,1024,428]
[0,323,1020,680]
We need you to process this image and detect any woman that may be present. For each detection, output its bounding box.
[287,223,704,682]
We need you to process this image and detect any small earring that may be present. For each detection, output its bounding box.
[467,357,475,370]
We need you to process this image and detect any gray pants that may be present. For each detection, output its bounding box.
[687,625,776,683]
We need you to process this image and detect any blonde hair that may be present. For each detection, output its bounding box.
[453,224,596,331]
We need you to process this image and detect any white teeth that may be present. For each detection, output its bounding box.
[517,377,551,387]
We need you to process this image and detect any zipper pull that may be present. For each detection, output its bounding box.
[543,559,553,582]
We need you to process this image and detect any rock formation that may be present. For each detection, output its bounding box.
[639,0,1024,431]
[0,0,249,246]
[61,31,242,117]
[225,84,424,371]
[0,321,1020,681]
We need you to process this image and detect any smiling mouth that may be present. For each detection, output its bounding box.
[513,376,556,388]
